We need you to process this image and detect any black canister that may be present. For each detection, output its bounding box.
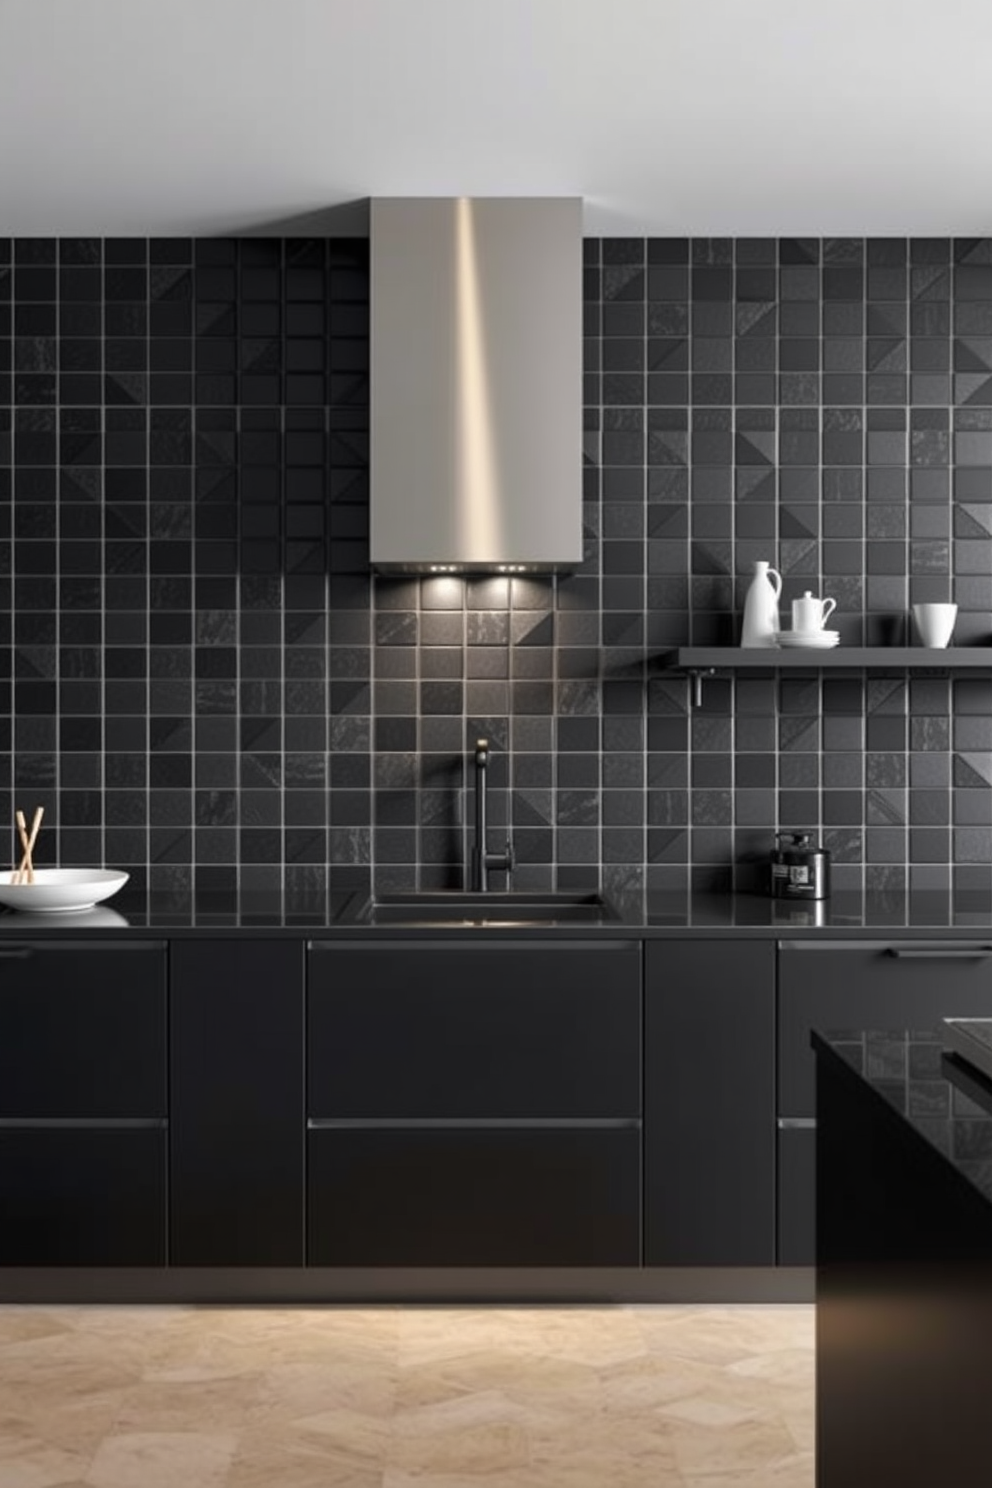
[770,831,831,900]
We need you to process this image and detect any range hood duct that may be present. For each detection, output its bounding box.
[370,197,583,575]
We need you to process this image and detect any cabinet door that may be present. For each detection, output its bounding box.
[779,941,992,1117]
[0,941,166,1117]
[0,1128,166,1266]
[170,940,305,1266]
[308,941,640,1118]
[644,939,776,1266]
[308,1125,640,1266]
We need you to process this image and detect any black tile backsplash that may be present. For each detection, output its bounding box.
[1,236,992,895]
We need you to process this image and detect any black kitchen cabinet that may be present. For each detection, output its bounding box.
[644,939,776,1266]
[169,939,305,1266]
[307,940,642,1266]
[12,922,992,1289]
[778,939,992,1264]
[309,1125,640,1267]
[0,1130,165,1266]
[308,940,641,1118]
[0,941,166,1118]
[0,940,167,1266]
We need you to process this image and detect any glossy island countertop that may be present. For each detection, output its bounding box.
[813,1027,992,1209]
[3,885,992,936]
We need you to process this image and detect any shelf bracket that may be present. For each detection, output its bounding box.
[686,667,716,709]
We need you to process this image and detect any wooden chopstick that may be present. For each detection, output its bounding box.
[11,806,43,886]
[24,806,43,883]
[12,810,28,885]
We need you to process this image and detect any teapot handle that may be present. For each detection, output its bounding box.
[821,596,837,623]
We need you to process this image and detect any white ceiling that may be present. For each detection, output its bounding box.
[3,0,992,237]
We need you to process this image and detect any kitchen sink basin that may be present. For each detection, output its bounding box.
[352,891,620,927]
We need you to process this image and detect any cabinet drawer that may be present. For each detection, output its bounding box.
[778,940,992,1117]
[0,941,167,1118]
[0,1128,166,1265]
[777,1123,816,1266]
[307,1124,640,1266]
[308,941,641,1118]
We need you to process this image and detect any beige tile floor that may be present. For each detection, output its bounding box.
[0,1302,813,1487]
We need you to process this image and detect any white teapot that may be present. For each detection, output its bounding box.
[791,591,836,634]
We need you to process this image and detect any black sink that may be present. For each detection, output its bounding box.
[352,891,619,927]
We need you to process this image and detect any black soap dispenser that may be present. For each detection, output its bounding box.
[770,831,831,901]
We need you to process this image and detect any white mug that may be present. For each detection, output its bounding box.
[912,602,957,649]
[792,592,836,634]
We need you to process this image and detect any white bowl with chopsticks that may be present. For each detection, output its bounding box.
[0,869,130,914]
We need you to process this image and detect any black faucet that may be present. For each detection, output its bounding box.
[469,738,513,892]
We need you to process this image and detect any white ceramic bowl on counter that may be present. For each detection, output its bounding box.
[0,868,130,914]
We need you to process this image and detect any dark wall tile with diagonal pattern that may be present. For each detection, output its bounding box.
[2,236,992,895]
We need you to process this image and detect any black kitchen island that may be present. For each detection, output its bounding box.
[813,1026,992,1488]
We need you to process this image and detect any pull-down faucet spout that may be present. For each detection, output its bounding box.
[469,738,514,892]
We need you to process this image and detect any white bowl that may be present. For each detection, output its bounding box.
[0,869,130,914]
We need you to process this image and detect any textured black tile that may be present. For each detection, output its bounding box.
[15,240,55,265]
[14,304,54,336]
[646,240,688,265]
[824,267,864,299]
[16,266,56,300]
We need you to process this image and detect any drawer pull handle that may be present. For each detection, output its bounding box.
[0,947,33,960]
[886,948,992,960]
[778,1117,817,1130]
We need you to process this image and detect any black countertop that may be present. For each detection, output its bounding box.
[813,1027,992,1209]
[4,887,992,936]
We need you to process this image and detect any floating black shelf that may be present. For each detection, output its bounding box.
[659,647,992,705]
[662,646,992,671]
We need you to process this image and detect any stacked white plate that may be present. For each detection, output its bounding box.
[775,630,840,649]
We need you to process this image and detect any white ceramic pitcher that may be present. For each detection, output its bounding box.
[741,561,782,648]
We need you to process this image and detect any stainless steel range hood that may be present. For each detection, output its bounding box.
[370,197,583,574]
